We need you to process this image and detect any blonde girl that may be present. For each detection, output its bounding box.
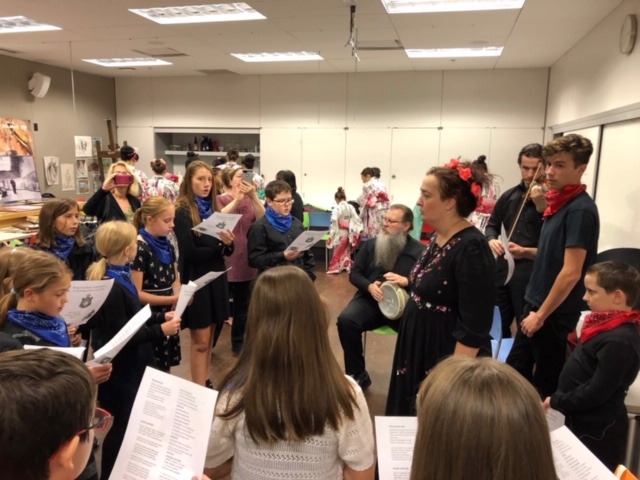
[83,161,141,224]
[174,160,234,387]
[205,265,375,480]
[86,220,181,479]
[132,197,182,372]
[0,246,32,298]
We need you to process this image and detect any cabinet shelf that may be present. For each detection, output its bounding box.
[163,150,260,157]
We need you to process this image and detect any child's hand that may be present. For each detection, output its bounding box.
[88,363,113,384]
[542,397,551,411]
[161,315,181,336]
[70,333,83,347]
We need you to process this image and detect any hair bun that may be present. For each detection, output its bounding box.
[477,155,487,164]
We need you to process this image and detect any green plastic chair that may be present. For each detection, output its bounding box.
[363,324,398,355]
[302,211,310,229]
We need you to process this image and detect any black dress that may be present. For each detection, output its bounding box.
[385,226,496,416]
[131,240,181,370]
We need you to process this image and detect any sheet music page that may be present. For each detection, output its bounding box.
[87,305,151,366]
[551,426,617,480]
[192,212,242,239]
[174,281,197,319]
[110,367,218,480]
[546,408,566,431]
[285,230,329,253]
[192,268,230,288]
[61,279,114,327]
[500,224,515,285]
[375,416,418,480]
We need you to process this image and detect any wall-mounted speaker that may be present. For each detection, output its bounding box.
[28,72,51,98]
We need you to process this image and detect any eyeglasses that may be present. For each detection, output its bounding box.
[78,408,113,438]
[272,198,293,205]
[383,218,403,224]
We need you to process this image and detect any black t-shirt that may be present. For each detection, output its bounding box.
[525,191,599,313]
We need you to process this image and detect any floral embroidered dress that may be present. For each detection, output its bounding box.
[358,178,389,239]
[327,200,363,274]
[143,175,180,203]
[468,179,501,234]
[385,226,495,416]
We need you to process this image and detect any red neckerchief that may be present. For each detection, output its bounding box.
[581,310,640,344]
[543,184,587,218]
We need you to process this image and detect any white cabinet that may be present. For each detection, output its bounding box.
[301,129,346,208]
[260,128,302,183]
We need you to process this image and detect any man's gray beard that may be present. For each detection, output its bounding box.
[374,231,407,271]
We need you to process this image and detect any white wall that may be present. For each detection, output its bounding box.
[116,69,547,208]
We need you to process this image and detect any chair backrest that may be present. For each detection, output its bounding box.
[489,306,502,342]
[308,211,331,229]
[596,248,640,272]
[302,211,310,229]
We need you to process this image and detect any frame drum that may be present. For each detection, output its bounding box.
[379,281,409,320]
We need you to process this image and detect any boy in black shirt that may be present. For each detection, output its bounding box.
[544,261,640,471]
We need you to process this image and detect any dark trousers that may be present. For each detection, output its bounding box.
[496,260,533,338]
[337,294,398,376]
[229,280,252,351]
[506,303,577,398]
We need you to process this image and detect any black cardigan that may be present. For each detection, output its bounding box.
[83,188,141,223]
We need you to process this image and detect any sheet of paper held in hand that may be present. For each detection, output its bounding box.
[86,305,151,367]
[375,416,418,480]
[174,269,231,318]
[60,279,115,327]
[192,212,242,240]
[285,230,329,253]
[24,345,86,360]
[500,224,515,285]
[551,426,617,480]
[109,367,218,480]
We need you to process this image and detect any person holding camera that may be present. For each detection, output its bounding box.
[83,161,142,224]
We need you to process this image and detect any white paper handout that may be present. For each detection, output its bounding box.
[375,416,418,480]
[174,269,231,318]
[546,408,566,432]
[285,230,329,253]
[61,279,115,327]
[110,367,218,480]
[87,305,151,366]
[551,426,617,480]
[500,224,515,285]
[24,345,86,360]
[192,212,242,240]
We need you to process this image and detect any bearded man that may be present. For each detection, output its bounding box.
[337,204,426,390]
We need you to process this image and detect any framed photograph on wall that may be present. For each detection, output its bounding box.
[76,178,90,195]
[76,158,88,178]
[74,136,92,157]
[61,164,75,191]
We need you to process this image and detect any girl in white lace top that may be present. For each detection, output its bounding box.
[204,265,375,480]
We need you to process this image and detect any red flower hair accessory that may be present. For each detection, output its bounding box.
[445,157,483,208]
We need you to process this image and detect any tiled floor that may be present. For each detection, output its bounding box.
[172,260,398,419]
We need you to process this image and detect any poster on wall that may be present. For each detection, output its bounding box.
[76,178,90,195]
[0,118,42,202]
[90,173,101,193]
[92,136,102,158]
[74,136,92,157]
[43,156,60,186]
[76,158,89,178]
[61,164,75,191]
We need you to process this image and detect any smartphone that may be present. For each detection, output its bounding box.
[242,170,254,184]
[113,173,133,185]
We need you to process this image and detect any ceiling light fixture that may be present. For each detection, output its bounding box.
[231,52,323,62]
[406,47,503,58]
[381,0,525,14]
[0,16,61,34]
[82,58,173,67]
[129,3,265,24]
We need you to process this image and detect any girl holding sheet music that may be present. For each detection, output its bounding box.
[132,196,182,372]
[85,220,181,479]
[174,161,234,388]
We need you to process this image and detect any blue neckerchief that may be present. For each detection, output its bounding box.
[48,234,75,261]
[265,205,292,234]
[195,196,212,220]
[139,228,172,265]
[6,309,69,347]
[105,263,138,299]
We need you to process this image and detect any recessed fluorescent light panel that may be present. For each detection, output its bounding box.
[0,16,61,34]
[406,47,503,58]
[382,0,525,14]
[82,58,172,67]
[231,52,323,62]
[129,3,265,25]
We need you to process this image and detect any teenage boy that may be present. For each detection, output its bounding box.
[544,261,640,471]
[506,134,599,398]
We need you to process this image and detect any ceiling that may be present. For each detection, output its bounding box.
[0,0,623,78]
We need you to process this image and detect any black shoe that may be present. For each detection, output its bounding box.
[352,371,372,391]
[205,379,214,389]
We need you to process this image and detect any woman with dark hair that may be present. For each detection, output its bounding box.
[144,158,179,203]
[385,161,496,416]
[358,166,389,239]
[275,170,304,222]
[466,155,501,233]
[204,265,374,480]
[327,187,362,274]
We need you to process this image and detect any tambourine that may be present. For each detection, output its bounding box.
[379,281,409,320]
